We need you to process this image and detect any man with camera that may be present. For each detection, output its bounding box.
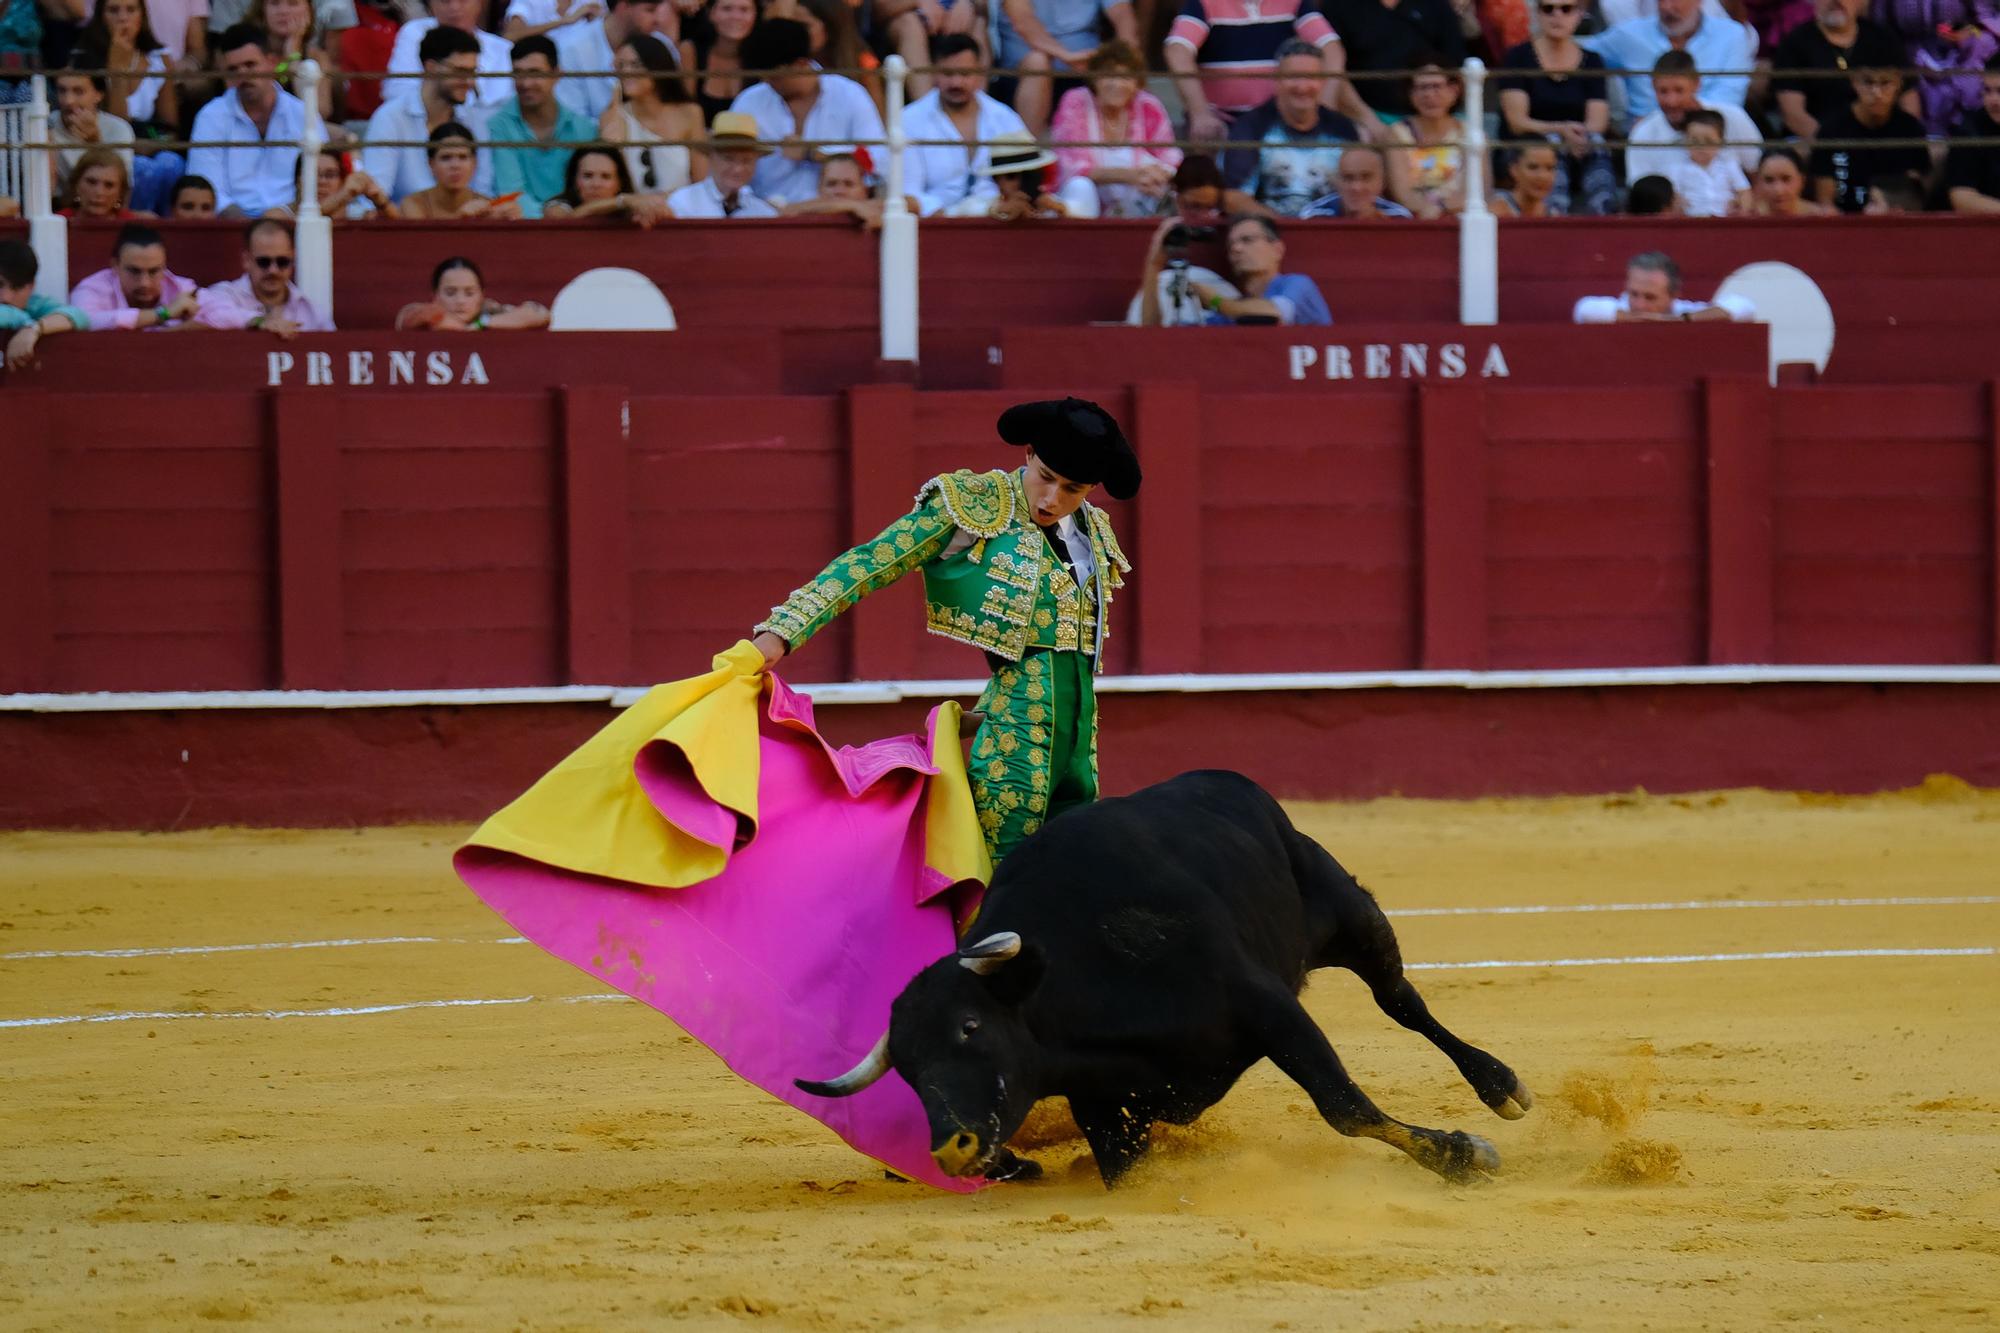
[1136,214,1331,327]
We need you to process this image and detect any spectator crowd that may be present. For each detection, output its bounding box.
[0,0,1995,336]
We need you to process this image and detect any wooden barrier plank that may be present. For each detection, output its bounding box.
[844,384,918,681]
[272,391,346,689]
[1990,380,2000,665]
[0,392,55,692]
[561,387,632,685]
[1705,377,1776,666]
[1134,382,1204,675]
[1418,384,1487,670]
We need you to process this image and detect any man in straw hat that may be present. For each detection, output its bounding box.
[750,399,1139,862]
[945,130,1100,218]
[664,112,781,218]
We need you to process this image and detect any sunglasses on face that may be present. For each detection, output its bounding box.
[1539,2,1577,11]
[253,254,294,270]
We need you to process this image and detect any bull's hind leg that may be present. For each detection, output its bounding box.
[1241,980,1498,1182]
[1291,833,1534,1120]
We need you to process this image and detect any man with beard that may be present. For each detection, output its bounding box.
[187,25,309,218]
[1582,0,1758,124]
[364,26,496,202]
[195,218,335,339]
[901,32,1034,216]
[69,224,200,331]
[1773,0,1910,145]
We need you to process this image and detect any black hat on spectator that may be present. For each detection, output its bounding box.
[997,398,1140,500]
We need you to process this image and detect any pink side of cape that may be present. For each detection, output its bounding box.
[454,679,982,1192]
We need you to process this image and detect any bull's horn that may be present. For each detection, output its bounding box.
[958,931,1022,975]
[793,1030,892,1098]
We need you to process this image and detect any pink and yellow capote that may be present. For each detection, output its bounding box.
[454,641,993,1191]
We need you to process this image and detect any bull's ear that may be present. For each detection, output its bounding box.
[981,939,1044,1007]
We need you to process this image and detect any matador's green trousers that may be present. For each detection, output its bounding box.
[968,649,1098,863]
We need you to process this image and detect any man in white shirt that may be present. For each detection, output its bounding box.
[386,0,518,109]
[727,18,885,206]
[1581,0,1757,125]
[665,112,781,217]
[552,0,667,120]
[1572,251,1757,324]
[900,32,1030,217]
[364,25,494,201]
[1623,50,1763,184]
[187,24,308,217]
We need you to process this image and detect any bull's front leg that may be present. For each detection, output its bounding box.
[1068,1095,1156,1188]
[1238,980,1499,1183]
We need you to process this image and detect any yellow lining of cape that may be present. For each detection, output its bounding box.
[461,641,992,894]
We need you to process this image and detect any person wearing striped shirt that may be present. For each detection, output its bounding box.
[1165,0,1347,147]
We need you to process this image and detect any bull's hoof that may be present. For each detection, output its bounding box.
[1439,1131,1501,1182]
[1494,1083,1535,1121]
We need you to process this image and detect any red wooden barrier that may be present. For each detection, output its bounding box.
[4,343,1996,695]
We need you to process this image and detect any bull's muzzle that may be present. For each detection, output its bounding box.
[932,1130,984,1177]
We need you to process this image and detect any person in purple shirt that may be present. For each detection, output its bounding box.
[70,224,200,331]
[194,217,335,338]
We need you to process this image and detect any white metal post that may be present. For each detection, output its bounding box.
[292,59,335,323]
[1457,57,1497,326]
[23,77,69,304]
[878,55,919,363]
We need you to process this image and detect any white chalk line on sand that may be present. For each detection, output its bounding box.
[2,947,1990,1031]
[7,894,1994,963]
[1,935,531,961]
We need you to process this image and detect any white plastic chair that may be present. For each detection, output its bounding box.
[1714,261,1835,385]
[547,267,678,331]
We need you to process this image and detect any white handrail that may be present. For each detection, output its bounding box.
[1457,57,1497,326]
[23,76,69,305]
[878,54,919,363]
[292,59,336,324]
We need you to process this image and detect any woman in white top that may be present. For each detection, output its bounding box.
[76,0,177,129]
[600,31,706,195]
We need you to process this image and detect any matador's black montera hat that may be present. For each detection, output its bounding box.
[996,397,1142,501]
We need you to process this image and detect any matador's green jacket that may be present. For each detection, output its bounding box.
[756,467,1131,859]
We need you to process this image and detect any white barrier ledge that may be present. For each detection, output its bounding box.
[4,665,1998,713]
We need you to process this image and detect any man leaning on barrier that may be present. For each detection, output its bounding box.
[70,223,199,331]
[195,218,335,339]
[1571,251,1756,325]
[1138,214,1332,328]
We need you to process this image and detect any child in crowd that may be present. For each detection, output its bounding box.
[168,175,219,217]
[0,240,90,372]
[1625,174,1683,216]
[1665,110,1750,218]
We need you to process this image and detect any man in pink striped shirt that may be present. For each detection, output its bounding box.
[195,218,334,339]
[1165,0,1346,146]
[69,225,200,332]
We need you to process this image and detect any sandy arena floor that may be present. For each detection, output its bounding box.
[2,783,1997,1331]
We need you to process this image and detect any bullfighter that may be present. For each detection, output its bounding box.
[750,397,1140,862]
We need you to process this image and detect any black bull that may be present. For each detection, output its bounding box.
[797,770,1535,1186]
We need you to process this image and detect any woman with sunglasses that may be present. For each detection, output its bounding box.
[1496,2,1616,211]
[1496,0,1617,214]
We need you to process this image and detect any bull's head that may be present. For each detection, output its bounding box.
[795,931,1045,1178]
